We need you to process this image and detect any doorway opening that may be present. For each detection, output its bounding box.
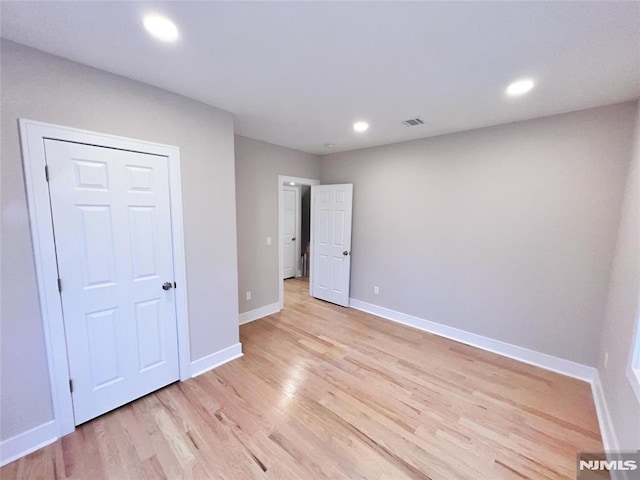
[278,175,320,309]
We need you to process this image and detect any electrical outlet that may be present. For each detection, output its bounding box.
[266,237,272,245]
[246,291,251,301]
[373,286,379,295]
[604,352,609,369]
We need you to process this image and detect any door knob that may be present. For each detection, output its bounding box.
[343,251,350,256]
[292,237,296,241]
[162,282,174,291]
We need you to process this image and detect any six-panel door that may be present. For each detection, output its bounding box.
[44,139,179,425]
[311,184,353,307]
[282,186,298,279]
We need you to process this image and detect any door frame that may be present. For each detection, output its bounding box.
[277,175,319,309]
[19,119,191,438]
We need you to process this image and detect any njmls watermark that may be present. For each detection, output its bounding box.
[577,451,640,479]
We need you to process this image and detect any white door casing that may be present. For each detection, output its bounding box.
[45,140,179,425]
[19,120,190,438]
[282,186,299,279]
[310,184,353,307]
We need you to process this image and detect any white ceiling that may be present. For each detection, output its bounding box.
[1,1,639,154]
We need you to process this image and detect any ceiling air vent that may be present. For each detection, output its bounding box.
[402,117,425,127]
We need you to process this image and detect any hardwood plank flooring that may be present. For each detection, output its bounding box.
[1,277,603,479]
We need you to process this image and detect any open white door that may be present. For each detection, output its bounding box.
[45,139,179,425]
[310,184,353,307]
[282,186,299,279]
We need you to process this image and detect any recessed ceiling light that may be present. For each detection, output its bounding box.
[506,79,535,97]
[289,182,295,186]
[325,143,335,148]
[143,14,179,43]
[353,121,369,133]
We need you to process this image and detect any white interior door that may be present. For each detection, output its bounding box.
[311,184,353,307]
[45,139,179,425]
[282,186,299,279]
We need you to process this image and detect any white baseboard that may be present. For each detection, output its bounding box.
[0,420,58,467]
[349,298,596,383]
[190,343,243,378]
[239,302,281,325]
[591,371,620,452]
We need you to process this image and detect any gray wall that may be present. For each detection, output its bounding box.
[321,102,637,366]
[1,40,239,440]
[597,104,640,449]
[235,136,320,314]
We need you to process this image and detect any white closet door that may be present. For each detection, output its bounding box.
[45,139,179,425]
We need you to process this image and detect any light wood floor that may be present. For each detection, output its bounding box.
[2,277,603,479]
